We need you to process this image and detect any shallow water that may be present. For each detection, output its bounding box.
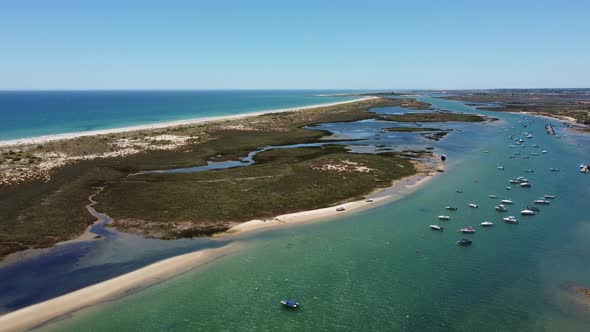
[37,97,590,331]
[7,97,590,331]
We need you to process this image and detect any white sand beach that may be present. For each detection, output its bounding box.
[0,243,241,332]
[0,97,375,147]
[0,157,443,332]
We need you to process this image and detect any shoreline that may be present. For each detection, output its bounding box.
[0,159,444,331]
[0,97,374,147]
[223,159,443,236]
[0,243,241,332]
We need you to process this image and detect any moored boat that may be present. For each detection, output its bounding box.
[488,194,497,198]
[460,226,476,233]
[543,195,556,199]
[533,199,550,205]
[480,221,494,226]
[457,238,472,246]
[281,299,299,308]
[445,206,458,211]
[495,204,508,212]
[438,215,450,221]
[520,182,532,188]
[336,206,346,211]
[521,209,535,215]
[504,216,519,224]
[468,203,478,208]
[501,199,513,204]
[430,225,444,231]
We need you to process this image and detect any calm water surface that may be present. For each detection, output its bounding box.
[38,97,590,331]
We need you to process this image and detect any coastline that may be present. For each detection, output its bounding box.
[0,97,374,147]
[0,243,241,332]
[0,159,444,331]
[223,159,443,236]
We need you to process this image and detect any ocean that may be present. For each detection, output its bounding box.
[0,90,360,141]
[2,95,590,331]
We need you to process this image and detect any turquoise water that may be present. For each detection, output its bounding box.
[33,98,590,331]
[0,90,359,140]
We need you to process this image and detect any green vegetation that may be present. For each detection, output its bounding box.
[443,91,590,127]
[0,97,425,260]
[98,146,416,238]
[379,112,488,122]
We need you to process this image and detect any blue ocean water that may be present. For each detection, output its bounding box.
[0,90,361,140]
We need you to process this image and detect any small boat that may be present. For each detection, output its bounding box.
[438,215,450,221]
[281,299,299,308]
[495,204,508,212]
[430,225,444,231]
[456,190,463,193]
[533,144,539,147]
[521,209,535,215]
[468,203,478,208]
[524,169,534,173]
[531,152,538,156]
[520,182,532,188]
[365,198,374,202]
[509,179,520,184]
[506,186,511,190]
[550,168,560,172]
[516,177,528,182]
[460,226,476,233]
[542,150,548,154]
[336,206,346,212]
[488,195,497,198]
[533,199,550,205]
[457,238,472,246]
[509,145,516,148]
[544,195,556,199]
[501,199,513,204]
[497,166,504,170]
[441,154,447,161]
[480,221,494,227]
[527,206,540,212]
[445,206,458,211]
[504,216,519,224]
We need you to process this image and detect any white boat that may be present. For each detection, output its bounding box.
[504,216,519,224]
[445,206,458,211]
[542,150,548,154]
[501,199,513,204]
[468,203,478,208]
[480,221,494,226]
[509,179,520,184]
[524,169,534,173]
[520,182,532,188]
[550,168,560,172]
[509,145,516,148]
[506,186,511,190]
[365,198,374,202]
[533,199,550,205]
[438,215,450,221]
[336,206,346,211]
[521,209,535,215]
[497,166,504,170]
[430,225,444,231]
[488,195,497,198]
[544,195,556,199]
[531,152,538,156]
[495,204,508,212]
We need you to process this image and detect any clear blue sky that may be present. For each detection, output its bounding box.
[1,0,588,90]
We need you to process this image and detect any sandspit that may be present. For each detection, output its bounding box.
[0,97,375,147]
[0,243,240,332]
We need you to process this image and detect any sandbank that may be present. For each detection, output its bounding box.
[0,243,240,332]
